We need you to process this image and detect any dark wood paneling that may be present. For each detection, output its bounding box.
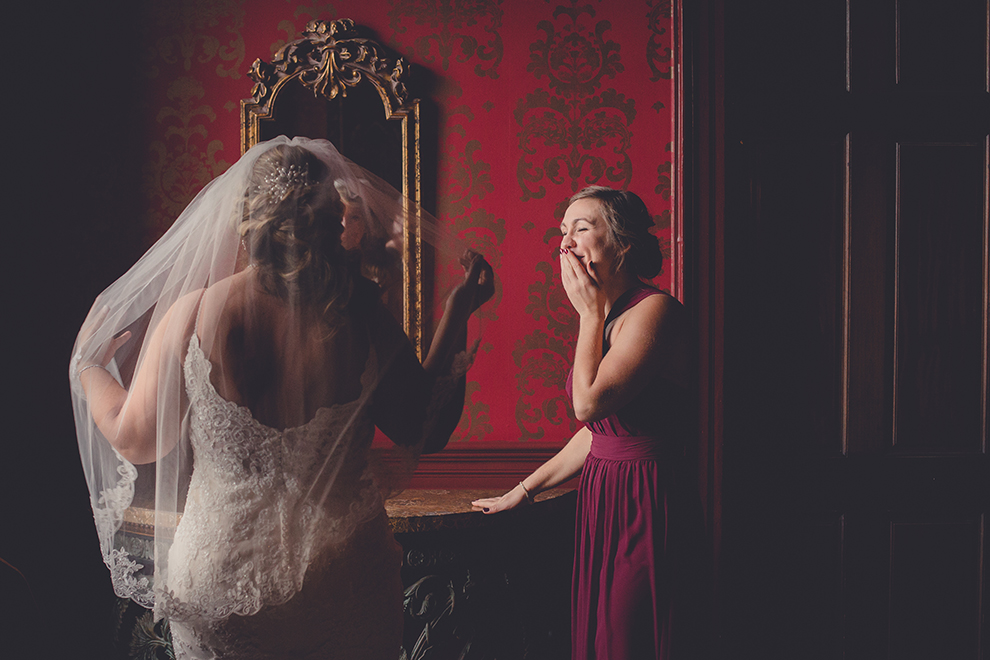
[740,136,846,457]
[843,511,894,660]
[795,514,846,659]
[894,143,988,453]
[888,515,985,659]
[721,1,990,658]
[896,0,989,90]
[847,132,895,455]
[684,0,726,631]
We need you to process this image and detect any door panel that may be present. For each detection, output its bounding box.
[893,142,986,453]
[887,515,984,659]
[720,1,989,658]
[895,0,987,90]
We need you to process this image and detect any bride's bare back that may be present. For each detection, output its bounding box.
[200,268,372,430]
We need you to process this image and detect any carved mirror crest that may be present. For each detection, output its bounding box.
[241,19,424,356]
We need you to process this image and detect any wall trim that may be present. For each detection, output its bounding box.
[408,443,567,488]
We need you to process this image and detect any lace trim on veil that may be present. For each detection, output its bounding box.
[70,352,156,607]
[99,461,156,608]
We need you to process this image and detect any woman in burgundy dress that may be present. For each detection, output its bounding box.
[472,187,697,659]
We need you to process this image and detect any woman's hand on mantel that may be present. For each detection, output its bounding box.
[471,483,530,514]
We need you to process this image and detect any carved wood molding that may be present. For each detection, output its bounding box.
[242,19,416,151]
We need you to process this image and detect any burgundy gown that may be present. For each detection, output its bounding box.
[567,285,695,660]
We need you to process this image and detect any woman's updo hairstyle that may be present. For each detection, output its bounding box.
[241,144,353,326]
[569,186,663,279]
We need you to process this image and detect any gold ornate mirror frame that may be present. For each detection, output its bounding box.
[241,19,424,356]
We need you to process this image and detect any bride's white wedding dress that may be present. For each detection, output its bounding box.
[72,137,489,660]
[161,334,402,660]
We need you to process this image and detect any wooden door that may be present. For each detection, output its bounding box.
[718,1,988,658]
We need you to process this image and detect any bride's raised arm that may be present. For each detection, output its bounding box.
[371,250,494,454]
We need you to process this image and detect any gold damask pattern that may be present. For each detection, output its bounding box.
[512,0,640,441]
[512,327,580,441]
[389,2,506,441]
[132,0,674,446]
[455,380,495,442]
[145,77,230,236]
[512,254,581,441]
[646,0,674,81]
[142,0,246,240]
[515,1,636,204]
[435,98,504,441]
[146,0,246,78]
[388,0,504,79]
[437,102,505,441]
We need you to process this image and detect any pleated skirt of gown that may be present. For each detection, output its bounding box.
[572,435,675,660]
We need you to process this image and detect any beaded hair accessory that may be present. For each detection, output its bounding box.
[254,164,313,204]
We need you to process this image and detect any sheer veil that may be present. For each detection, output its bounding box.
[69,136,482,627]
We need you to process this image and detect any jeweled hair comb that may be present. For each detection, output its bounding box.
[254,164,313,203]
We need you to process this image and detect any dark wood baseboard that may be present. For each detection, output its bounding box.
[409,442,572,488]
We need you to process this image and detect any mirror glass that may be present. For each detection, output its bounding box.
[257,80,403,193]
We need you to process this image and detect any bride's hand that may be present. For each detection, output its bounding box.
[471,484,529,514]
[447,250,495,316]
[79,306,132,369]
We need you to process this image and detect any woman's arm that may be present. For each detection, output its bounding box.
[80,320,162,465]
[471,426,592,513]
[78,296,199,464]
[559,248,687,422]
[423,251,494,375]
[372,252,494,453]
[369,311,458,453]
[570,294,685,422]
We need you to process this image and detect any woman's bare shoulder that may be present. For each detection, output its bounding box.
[615,290,686,334]
[651,290,687,325]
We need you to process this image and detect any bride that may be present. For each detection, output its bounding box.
[70,137,493,659]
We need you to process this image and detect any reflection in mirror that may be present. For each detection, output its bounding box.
[241,19,424,355]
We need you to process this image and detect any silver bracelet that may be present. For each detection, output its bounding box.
[519,481,534,504]
[78,363,107,377]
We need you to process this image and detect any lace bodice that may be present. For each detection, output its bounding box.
[156,334,382,624]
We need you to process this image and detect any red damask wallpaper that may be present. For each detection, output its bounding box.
[132,0,677,450]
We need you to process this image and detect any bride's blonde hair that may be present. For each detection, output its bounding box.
[240,144,354,327]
